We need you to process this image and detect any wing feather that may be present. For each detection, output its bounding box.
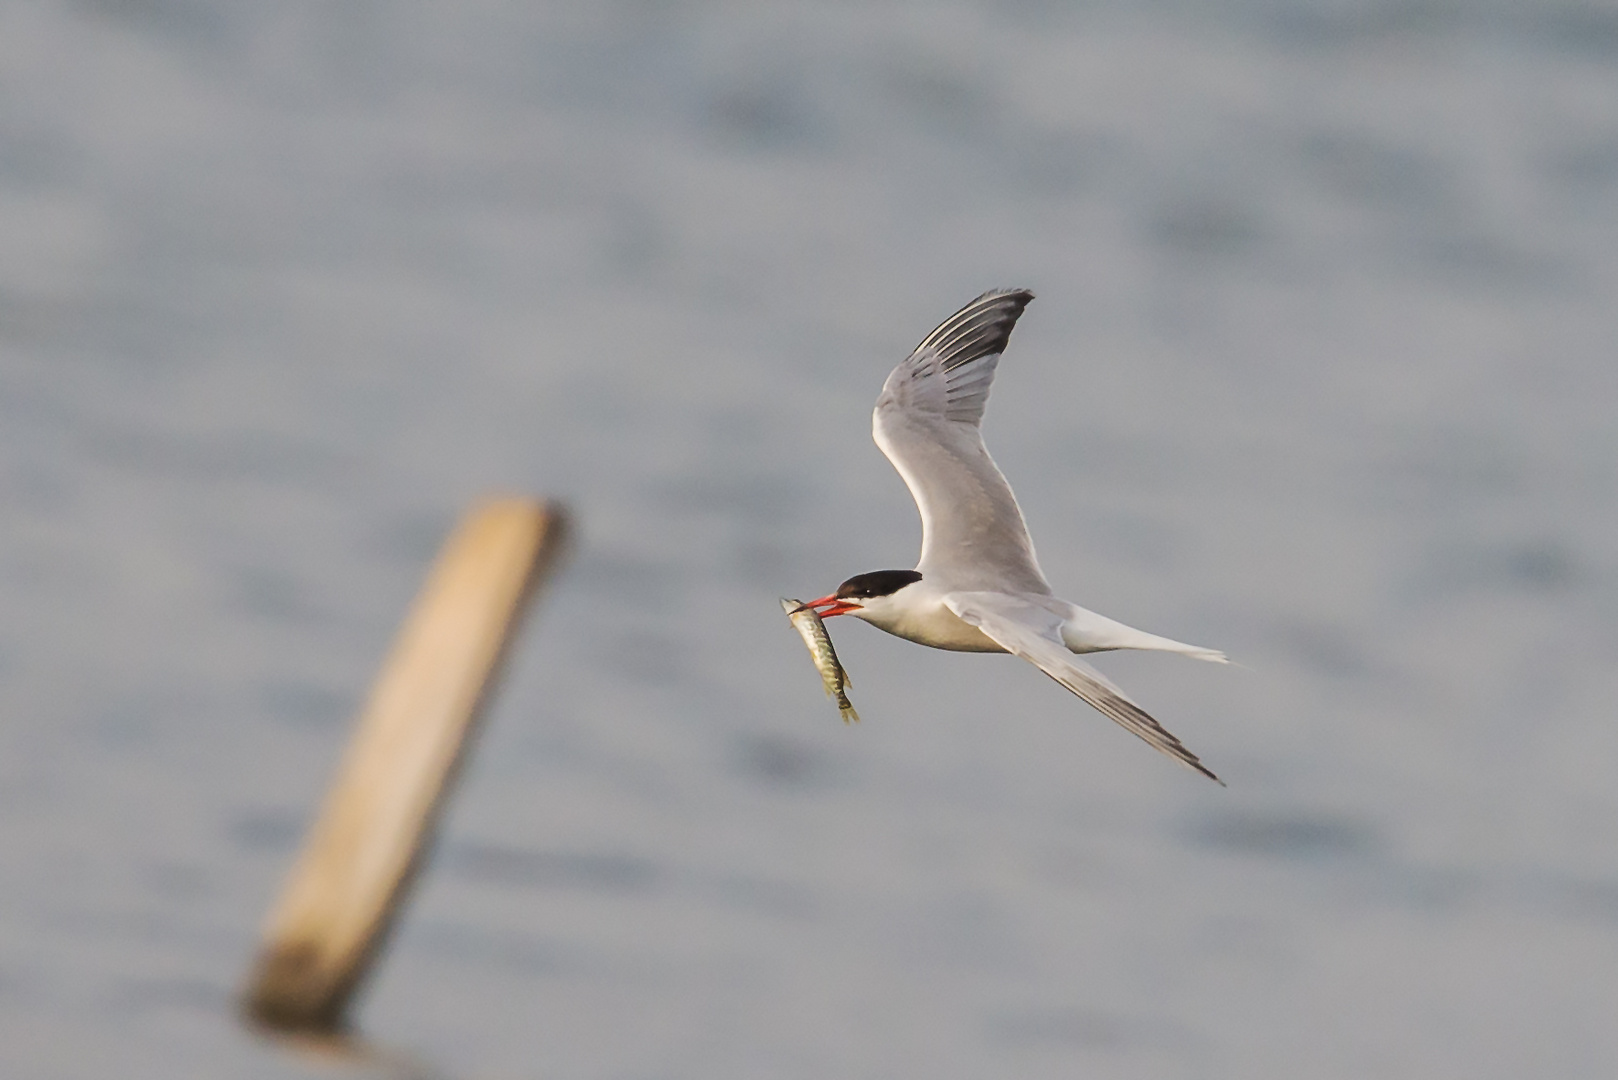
[872,290,1049,593]
[944,592,1222,783]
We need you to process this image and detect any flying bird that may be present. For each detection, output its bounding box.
[795,289,1228,782]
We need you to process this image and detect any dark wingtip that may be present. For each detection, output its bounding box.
[913,288,1035,371]
[1178,742,1223,785]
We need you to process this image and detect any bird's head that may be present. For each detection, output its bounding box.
[794,569,923,620]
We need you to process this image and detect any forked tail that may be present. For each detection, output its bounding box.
[1059,602,1228,663]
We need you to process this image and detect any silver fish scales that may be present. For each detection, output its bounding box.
[781,598,860,723]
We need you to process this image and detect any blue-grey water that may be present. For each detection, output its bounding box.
[4,2,1618,1077]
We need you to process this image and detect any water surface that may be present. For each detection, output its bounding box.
[3,2,1618,1077]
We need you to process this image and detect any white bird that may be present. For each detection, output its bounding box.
[795,289,1228,782]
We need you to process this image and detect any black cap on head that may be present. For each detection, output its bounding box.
[835,570,922,600]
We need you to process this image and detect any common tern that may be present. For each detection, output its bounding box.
[796,289,1228,782]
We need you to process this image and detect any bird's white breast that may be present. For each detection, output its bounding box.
[853,589,1007,653]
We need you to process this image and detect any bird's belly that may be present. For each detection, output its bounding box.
[861,604,1007,653]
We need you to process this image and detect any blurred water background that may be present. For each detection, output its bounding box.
[4,1,1618,1077]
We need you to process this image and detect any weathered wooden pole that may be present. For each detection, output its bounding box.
[243,497,569,1032]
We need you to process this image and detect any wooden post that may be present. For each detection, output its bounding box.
[243,498,570,1032]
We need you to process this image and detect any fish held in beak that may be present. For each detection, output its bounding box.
[793,594,862,618]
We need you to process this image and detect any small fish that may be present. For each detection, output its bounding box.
[781,598,860,723]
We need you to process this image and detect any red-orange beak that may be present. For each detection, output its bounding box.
[792,593,862,618]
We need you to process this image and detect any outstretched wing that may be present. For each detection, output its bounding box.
[943,591,1222,783]
[872,289,1049,594]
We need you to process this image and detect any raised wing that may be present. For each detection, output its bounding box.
[944,591,1222,783]
[873,289,1049,594]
